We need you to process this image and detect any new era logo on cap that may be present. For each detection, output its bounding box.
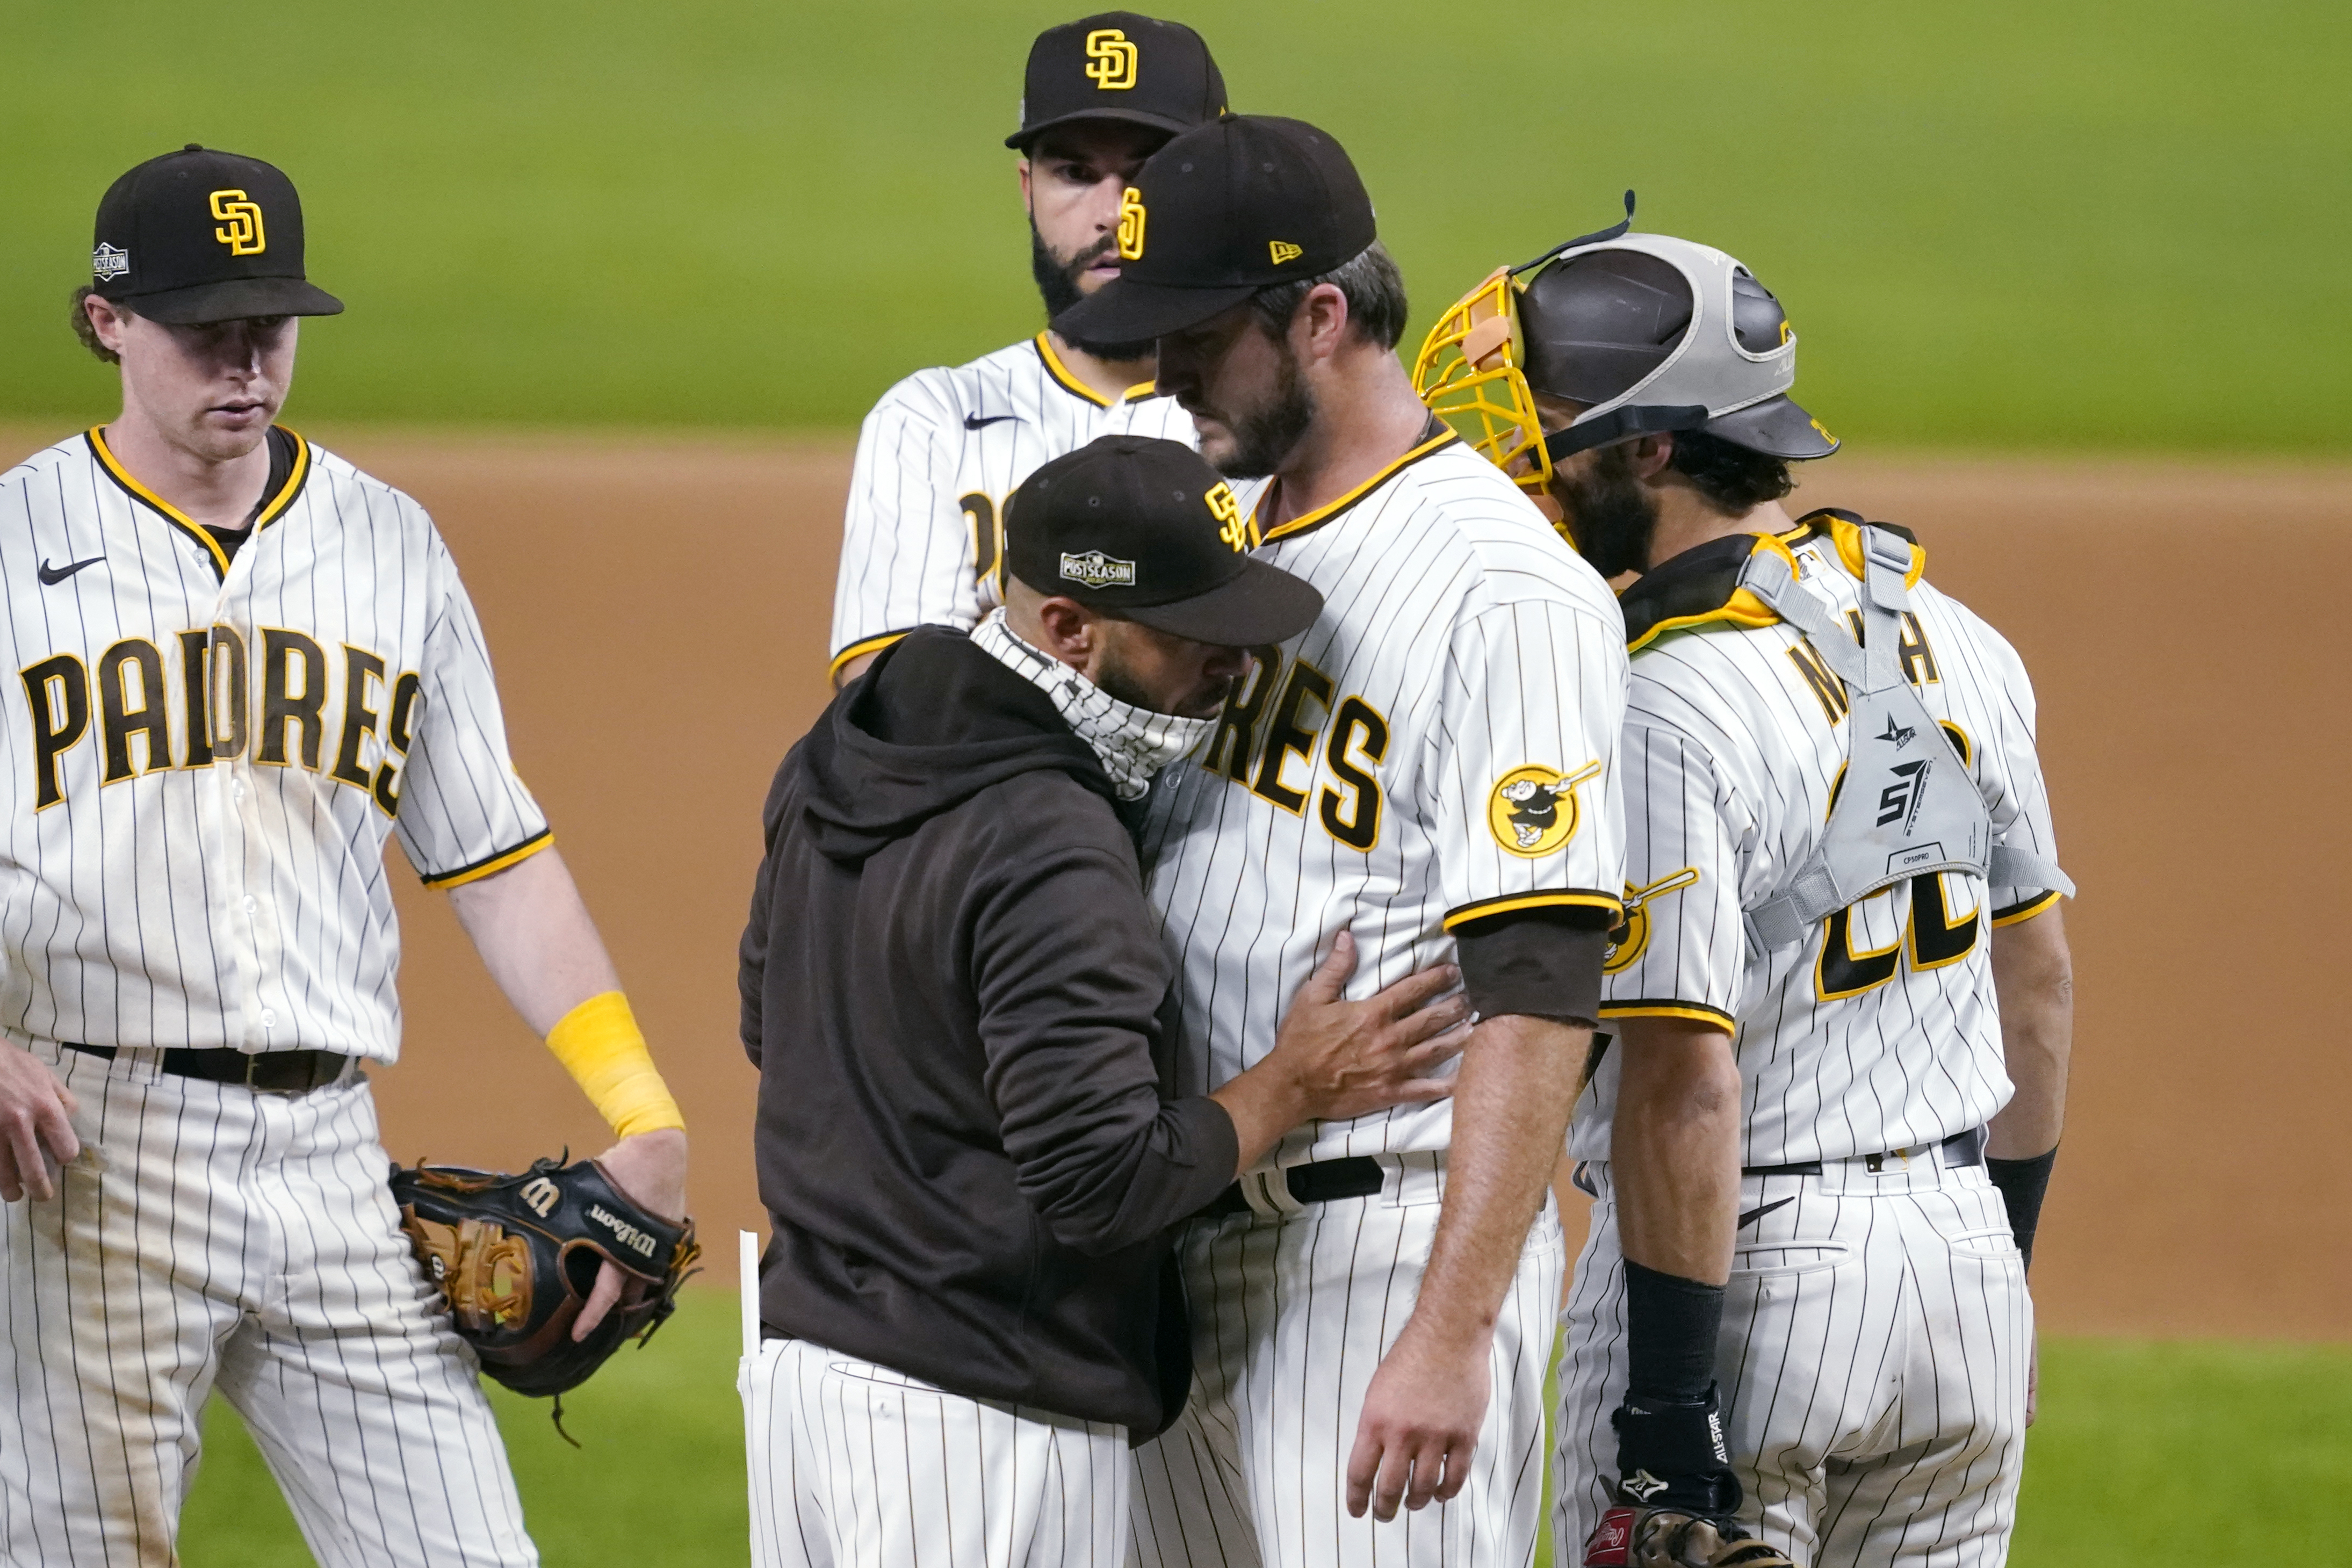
[1060,550,1137,589]
[91,243,129,281]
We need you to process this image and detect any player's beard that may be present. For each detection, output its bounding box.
[1094,642,1233,719]
[1031,223,1156,362]
[1209,338,1317,481]
[1552,443,1660,579]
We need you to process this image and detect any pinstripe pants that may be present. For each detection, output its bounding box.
[0,1040,534,1567]
[1555,1156,2031,1567]
[1130,1165,1565,1568]
[745,1337,1129,1568]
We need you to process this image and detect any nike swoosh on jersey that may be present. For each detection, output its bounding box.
[38,555,105,585]
[963,413,1020,429]
[1738,1195,1797,1230]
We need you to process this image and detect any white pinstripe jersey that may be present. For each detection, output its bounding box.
[827,334,1197,676]
[1142,434,1629,1170]
[1571,515,2064,1167]
[0,428,548,1061]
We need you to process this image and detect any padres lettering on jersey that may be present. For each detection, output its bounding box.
[828,334,1197,675]
[1143,436,1628,1169]
[1,429,547,1059]
[1572,512,2064,1167]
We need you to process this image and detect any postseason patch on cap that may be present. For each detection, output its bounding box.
[92,243,129,281]
[1060,550,1137,589]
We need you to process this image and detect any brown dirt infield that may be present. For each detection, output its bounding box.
[17,425,2343,1340]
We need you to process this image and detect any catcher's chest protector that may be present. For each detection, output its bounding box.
[1737,525,2014,953]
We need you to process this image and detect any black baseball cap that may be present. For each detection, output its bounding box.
[90,145,343,324]
[1051,115,1374,346]
[1005,436,1323,646]
[1007,13,1226,151]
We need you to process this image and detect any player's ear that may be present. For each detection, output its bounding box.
[1297,283,1352,363]
[1018,157,1035,215]
[1030,596,1094,661]
[85,294,134,356]
[1627,432,1676,482]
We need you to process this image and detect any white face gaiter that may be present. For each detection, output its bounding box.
[971,610,1216,801]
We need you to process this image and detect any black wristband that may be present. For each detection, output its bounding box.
[1624,1259,1723,1405]
[1611,1384,1741,1515]
[1986,1145,2058,1270]
[1453,907,1610,1023]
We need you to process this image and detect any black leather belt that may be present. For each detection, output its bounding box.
[64,1042,354,1094]
[1744,1125,1986,1179]
[1202,1156,1387,1219]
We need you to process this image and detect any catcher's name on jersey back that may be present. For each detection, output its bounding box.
[1143,437,1628,1169]
[1577,515,2066,1169]
[0,431,546,1058]
[829,334,1197,671]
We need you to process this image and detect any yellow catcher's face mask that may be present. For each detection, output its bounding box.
[1410,265,1551,495]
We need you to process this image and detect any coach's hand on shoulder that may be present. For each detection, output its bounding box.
[1346,1320,1490,1522]
[573,1127,688,1341]
[0,1041,82,1204]
[1271,930,1469,1124]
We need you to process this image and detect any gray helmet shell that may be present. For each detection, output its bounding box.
[1517,232,1835,461]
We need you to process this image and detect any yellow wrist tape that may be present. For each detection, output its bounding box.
[545,991,686,1138]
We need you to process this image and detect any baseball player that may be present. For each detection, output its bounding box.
[742,436,1476,1568]
[827,11,1221,686]
[1054,118,1628,1566]
[1422,227,2073,1565]
[0,146,691,1568]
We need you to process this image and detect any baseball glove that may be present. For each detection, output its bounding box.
[389,1153,699,1405]
[1583,1502,1798,1567]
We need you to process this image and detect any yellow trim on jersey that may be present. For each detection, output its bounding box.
[1257,431,1460,544]
[1036,333,1114,409]
[1597,1000,1738,1030]
[253,426,311,529]
[1442,888,1624,930]
[422,829,554,889]
[1623,532,1795,655]
[1122,379,1161,402]
[1780,514,1927,590]
[828,629,912,681]
[88,425,311,580]
[1989,887,2064,928]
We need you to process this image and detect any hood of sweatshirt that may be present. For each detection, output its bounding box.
[797,627,1119,864]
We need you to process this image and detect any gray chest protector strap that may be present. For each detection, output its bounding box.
[1737,526,2073,952]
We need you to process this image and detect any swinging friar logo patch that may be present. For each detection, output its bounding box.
[1605,867,1701,974]
[1486,760,1603,858]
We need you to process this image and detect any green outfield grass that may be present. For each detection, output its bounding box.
[5,1,2346,450]
[178,1288,2349,1566]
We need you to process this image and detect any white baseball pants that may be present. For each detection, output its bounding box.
[745,1336,1130,1568]
[0,1040,535,1568]
[1130,1155,1565,1568]
[1555,1151,2031,1567]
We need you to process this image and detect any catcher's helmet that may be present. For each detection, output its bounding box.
[1413,197,1836,494]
